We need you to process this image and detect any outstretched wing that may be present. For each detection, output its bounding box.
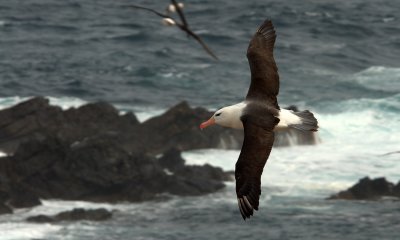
[246,20,279,109]
[178,25,219,60]
[129,5,171,18]
[235,114,276,220]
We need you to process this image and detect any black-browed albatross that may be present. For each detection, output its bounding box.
[200,20,318,220]
[129,0,218,60]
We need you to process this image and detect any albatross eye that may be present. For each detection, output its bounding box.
[215,112,222,117]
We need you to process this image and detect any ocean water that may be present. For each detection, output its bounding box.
[0,0,400,239]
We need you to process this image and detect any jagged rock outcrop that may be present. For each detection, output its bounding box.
[26,208,112,222]
[0,136,230,204]
[328,177,400,200]
[0,97,139,154]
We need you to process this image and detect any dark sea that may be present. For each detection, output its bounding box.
[0,0,400,239]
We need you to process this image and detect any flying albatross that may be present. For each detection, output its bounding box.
[129,0,218,60]
[200,20,318,220]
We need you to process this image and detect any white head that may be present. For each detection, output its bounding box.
[200,104,245,129]
[161,18,176,26]
[167,3,184,13]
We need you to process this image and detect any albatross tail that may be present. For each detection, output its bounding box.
[290,110,318,132]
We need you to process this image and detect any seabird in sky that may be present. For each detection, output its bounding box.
[129,0,218,60]
[200,20,318,220]
[166,2,185,14]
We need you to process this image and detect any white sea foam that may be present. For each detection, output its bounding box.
[0,96,87,111]
[0,96,29,110]
[0,199,134,240]
[355,66,400,92]
[129,106,165,122]
[0,223,62,240]
[47,96,87,109]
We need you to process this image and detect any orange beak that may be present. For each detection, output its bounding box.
[200,117,215,129]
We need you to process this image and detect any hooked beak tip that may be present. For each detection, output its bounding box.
[199,118,215,130]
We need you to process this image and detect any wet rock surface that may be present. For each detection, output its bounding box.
[26,208,112,222]
[328,177,400,200]
[0,203,12,215]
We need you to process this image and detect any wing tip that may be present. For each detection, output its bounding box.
[258,19,274,30]
[247,19,276,54]
[257,19,276,39]
[238,196,259,220]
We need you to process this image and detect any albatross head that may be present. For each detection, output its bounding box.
[167,3,184,13]
[200,103,245,130]
[161,18,176,26]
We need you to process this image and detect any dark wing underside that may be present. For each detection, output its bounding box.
[128,5,170,18]
[246,20,279,109]
[177,25,219,60]
[235,114,277,220]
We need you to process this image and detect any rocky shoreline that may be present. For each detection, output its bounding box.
[329,177,400,200]
[0,97,318,216]
[26,208,113,223]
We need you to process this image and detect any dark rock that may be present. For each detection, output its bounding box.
[1,134,230,203]
[0,203,12,215]
[5,135,161,202]
[328,177,398,200]
[165,164,229,196]
[0,182,40,210]
[26,215,54,223]
[26,208,112,223]
[158,148,185,171]
[7,185,41,208]
[0,97,63,154]
[157,149,233,196]
[179,164,233,182]
[0,97,139,154]
[393,181,400,197]
[0,189,9,202]
[55,208,112,221]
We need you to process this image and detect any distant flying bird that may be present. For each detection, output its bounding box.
[200,20,318,220]
[129,0,218,60]
[166,2,184,14]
